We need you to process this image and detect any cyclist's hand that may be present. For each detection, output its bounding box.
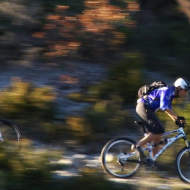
[175,116,186,125]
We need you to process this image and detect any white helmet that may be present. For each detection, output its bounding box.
[174,78,190,91]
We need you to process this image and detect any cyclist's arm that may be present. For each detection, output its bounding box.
[164,109,178,122]
[159,89,178,121]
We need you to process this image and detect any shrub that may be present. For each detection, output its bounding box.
[0,80,57,120]
[88,53,145,103]
[85,95,138,136]
[0,142,138,190]
[65,117,92,142]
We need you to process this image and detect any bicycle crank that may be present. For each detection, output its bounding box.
[117,153,126,171]
[145,157,154,167]
[117,160,124,171]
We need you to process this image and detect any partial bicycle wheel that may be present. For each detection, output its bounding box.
[101,137,140,178]
[0,120,21,152]
[176,147,190,183]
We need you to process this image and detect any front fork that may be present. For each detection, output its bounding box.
[186,141,190,154]
[183,138,190,152]
[183,139,190,169]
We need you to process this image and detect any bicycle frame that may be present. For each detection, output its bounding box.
[102,123,190,183]
[119,125,190,165]
[143,127,190,161]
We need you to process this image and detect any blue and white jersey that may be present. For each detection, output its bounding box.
[137,86,176,112]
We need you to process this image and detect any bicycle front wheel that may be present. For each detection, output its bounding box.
[101,137,140,179]
[0,120,21,152]
[176,147,190,183]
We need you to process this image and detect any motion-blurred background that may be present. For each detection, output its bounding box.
[0,0,190,189]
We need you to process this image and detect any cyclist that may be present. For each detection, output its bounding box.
[135,78,189,159]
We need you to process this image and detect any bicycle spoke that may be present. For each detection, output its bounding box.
[176,147,190,183]
[101,138,140,178]
[0,122,20,152]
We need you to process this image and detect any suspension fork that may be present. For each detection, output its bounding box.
[184,139,190,157]
[185,140,190,149]
[183,136,190,149]
[184,140,190,167]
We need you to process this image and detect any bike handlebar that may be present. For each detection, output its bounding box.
[178,122,186,128]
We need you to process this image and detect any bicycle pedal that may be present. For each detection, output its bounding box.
[117,160,124,171]
[117,160,123,165]
[144,157,154,167]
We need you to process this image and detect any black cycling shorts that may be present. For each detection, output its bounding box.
[136,102,165,134]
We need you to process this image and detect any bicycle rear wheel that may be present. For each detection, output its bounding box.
[101,137,140,178]
[0,120,21,152]
[176,147,190,183]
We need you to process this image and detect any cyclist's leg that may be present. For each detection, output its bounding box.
[152,135,162,157]
[136,132,161,149]
[136,102,164,156]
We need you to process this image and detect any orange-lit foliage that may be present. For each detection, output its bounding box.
[34,0,138,61]
[127,1,139,11]
[43,10,81,58]
[32,32,46,38]
[79,1,128,33]
[59,75,79,84]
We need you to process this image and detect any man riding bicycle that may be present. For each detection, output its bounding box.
[135,78,190,159]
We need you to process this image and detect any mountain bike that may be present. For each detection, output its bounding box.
[101,121,190,183]
[0,119,21,152]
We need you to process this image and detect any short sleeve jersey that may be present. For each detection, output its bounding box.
[137,86,175,112]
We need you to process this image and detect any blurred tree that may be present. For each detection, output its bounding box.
[38,0,136,63]
[175,0,190,23]
[109,0,128,7]
[138,0,177,10]
[0,0,45,65]
[93,53,145,103]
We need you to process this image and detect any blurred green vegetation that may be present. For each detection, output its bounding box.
[64,54,144,139]
[134,8,190,77]
[0,80,56,120]
[85,98,131,132]
[93,53,144,103]
[0,80,67,142]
